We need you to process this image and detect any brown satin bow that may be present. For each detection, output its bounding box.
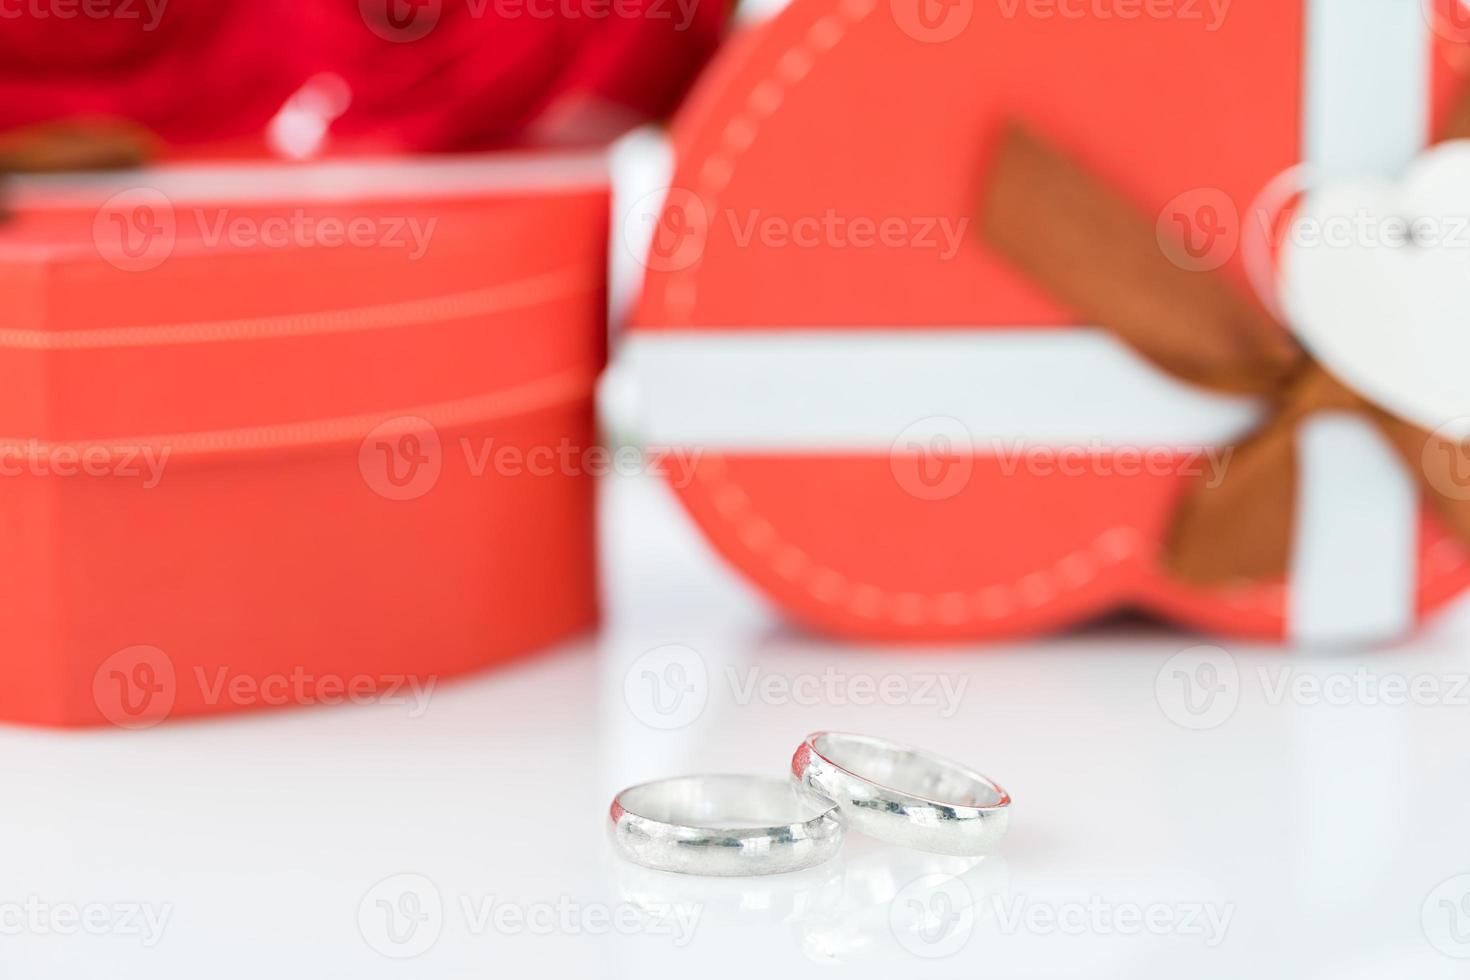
[979,102,1470,586]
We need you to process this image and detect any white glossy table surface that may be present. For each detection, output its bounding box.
[3,471,1469,978]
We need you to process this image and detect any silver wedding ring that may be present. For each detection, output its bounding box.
[608,734,1010,874]
[608,774,845,876]
[792,731,1010,856]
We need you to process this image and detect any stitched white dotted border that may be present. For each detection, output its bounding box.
[689,453,1302,627]
[661,0,877,320]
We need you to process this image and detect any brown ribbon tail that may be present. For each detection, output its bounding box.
[1437,77,1470,143]
[979,123,1302,397]
[0,118,155,175]
[1373,412,1470,549]
[1164,410,1298,585]
[1164,364,1364,585]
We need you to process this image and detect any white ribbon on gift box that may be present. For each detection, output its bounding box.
[613,0,1438,645]
[1286,0,1426,644]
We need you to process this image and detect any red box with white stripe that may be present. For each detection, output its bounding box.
[0,152,607,726]
[625,0,1470,643]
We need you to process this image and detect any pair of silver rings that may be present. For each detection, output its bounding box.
[608,732,1010,876]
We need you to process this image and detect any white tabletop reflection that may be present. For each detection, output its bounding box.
[1,470,1469,978]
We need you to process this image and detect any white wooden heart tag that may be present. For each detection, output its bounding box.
[1280,140,1470,440]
